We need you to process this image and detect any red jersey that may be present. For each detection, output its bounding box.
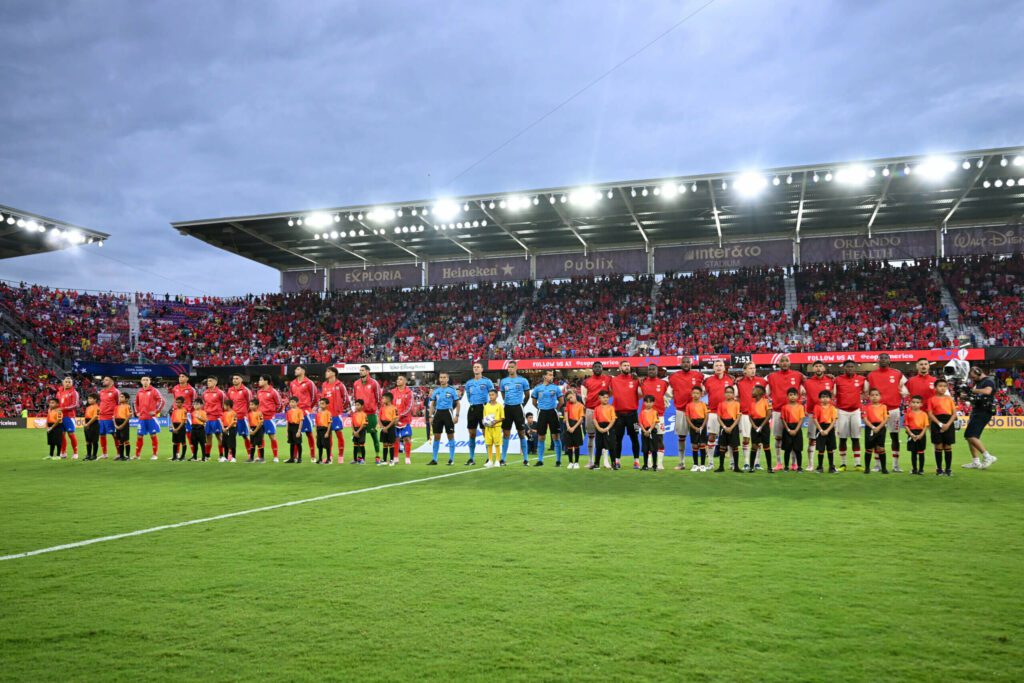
[203,387,226,419]
[703,373,734,414]
[905,374,937,403]
[735,375,768,415]
[352,377,382,415]
[767,370,804,408]
[226,384,252,415]
[289,377,318,412]
[867,368,904,410]
[391,386,413,427]
[609,373,641,413]
[638,377,669,415]
[56,387,79,419]
[171,383,198,412]
[803,375,836,413]
[834,374,866,412]
[257,386,283,420]
[669,370,704,409]
[98,385,119,420]
[321,380,350,418]
[134,386,165,420]
[582,374,612,410]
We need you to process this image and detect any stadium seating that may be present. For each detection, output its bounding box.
[942,253,1024,346]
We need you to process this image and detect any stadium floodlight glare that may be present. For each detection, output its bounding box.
[903,164,912,175]
[548,195,556,204]
[976,159,984,168]
[733,172,767,198]
[330,231,339,239]
[333,214,341,223]
[358,229,365,236]
[481,219,487,226]
[98,241,103,247]
[38,224,47,233]
[356,213,364,220]
[368,208,396,223]
[983,180,991,188]
[994,179,1004,188]
[506,195,529,210]
[5,215,14,224]
[812,173,820,183]
[287,219,294,227]
[499,200,507,209]
[835,165,869,185]
[641,187,649,197]
[456,222,463,229]
[306,212,332,228]
[1008,179,1017,187]
[914,157,956,180]
[691,182,698,192]
[652,186,661,196]
[1000,157,1008,167]
[607,189,615,199]
[824,172,833,182]
[678,184,687,194]
[16,218,25,227]
[868,168,876,178]
[882,166,891,177]
[488,201,495,209]
[660,182,678,198]
[313,233,320,240]
[560,195,567,203]
[962,160,972,170]
[772,176,780,186]
[347,230,355,237]
[296,218,303,226]
[1014,156,1023,166]
[533,196,540,205]
[396,209,403,218]
[347,214,354,221]
[569,188,600,207]
[410,208,417,216]
[472,220,480,227]
[630,188,637,198]
[393,227,400,234]
[432,199,461,221]
[462,203,470,212]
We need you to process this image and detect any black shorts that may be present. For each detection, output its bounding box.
[907,430,927,453]
[689,420,708,446]
[536,408,560,436]
[190,425,205,442]
[116,425,129,443]
[381,426,395,445]
[816,426,836,453]
[287,423,300,443]
[250,429,264,447]
[502,404,527,432]
[964,411,991,440]
[316,426,330,448]
[563,426,583,448]
[466,404,485,430]
[781,424,803,453]
[47,426,63,446]
[930,415,956,445]
[750,417,771,448]
[641,432,663,455]
[864,424,886,450]
[352,429,366,446]
[718,418,740,449]
[84,422,100,442]
[172,423,187,444]
[432,409,455,435]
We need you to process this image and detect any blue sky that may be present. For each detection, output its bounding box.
[1,0,1021,295]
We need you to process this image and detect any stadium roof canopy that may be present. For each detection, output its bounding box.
[172,146,1024,271]
[0,204,109,260]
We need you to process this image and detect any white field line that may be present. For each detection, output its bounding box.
[0,468,487,562]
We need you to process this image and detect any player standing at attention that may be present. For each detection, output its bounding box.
[735,362,768,471]
[428,373,460,465]
[748,385,773,472]
[221,400,238,461]
[170,397,188,461]
[668,356,704,470]
[45,398,63,459]
[498,362,531,466]
[780,388,806,472]
[610,361,642,468]
[227,375,253,459]
[351,399,367,464]
[189,399,208,461]
[811,390,838,473]
[290,366,319,459]
[391,374,414,465]
[353,365,383,463]
[904,358,937,406]
[702,360,734,472]
[582,361,612,468]
[863,389,889,474]
[134,376,165,460]
[320,367,350,464]
[483,389,505,467]
[593,391,616,469]
[803,361,836,471]
[684,387,709,471]
[256,375,283,463]
[202,376,227,461]
[315,399,332,464]
[531,370,564,467]
[171,373,198,411]
[834,360,866,471]
[927,379,956,475]
[114,393,132,460]
[56,377,80,459]
[904,396,929,475]
[97,376,119,459]
[378,392,398,466]
[638,395,663,471]
[639,364,669,465]
[246,400,264,462]
[463,362,494,466]
[766,356,804,471]
[715,386,741,472]
[82,394,100,461]
[866,353,905,472]
[285,398,304,463]
[562,390,584,469]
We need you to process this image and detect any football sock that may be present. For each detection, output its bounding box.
[270,440,278,457]
[448,440,455,462]
[944,451,953,470]
[100,435,108,456]
[468,437,476,462]
[520,436,528,459]
[151,436,159,455]
[500,436,510,461]
[135,436,143,457]
[404,441,411,460]
[537,441,545,463]
[554,440,562,464]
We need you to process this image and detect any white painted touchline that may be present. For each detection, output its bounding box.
[0,468,487,562]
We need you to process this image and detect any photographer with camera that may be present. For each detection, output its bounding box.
[963,366,998,470]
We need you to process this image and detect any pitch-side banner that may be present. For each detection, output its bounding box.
[535,248,647,279]
[330,264,422,291]
[281,269,326,293]
[749,349,985,365]
[71,361,190,378]
[985,415,1024,430]
[655,239,792,272]
[487,355,731,371]
[944,225,1024,256]
[427,256,530,285]
[333,362,434,373]
[800,231,936,264]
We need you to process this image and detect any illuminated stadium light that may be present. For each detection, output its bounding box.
[462,203,470,212]
[488,201,496,209]
[456,222,464,229]
[313,233,320,240]
[97,241,103,247]
[824,172,833,182]
[410,208,417,216]
[348,214,354,221]
[652,186,661,196]
[1008,179,1017,187]
[560,195,567,203]
[983,180,991,188]
[358,229,365,236]
[772,176,780,186]
[499,200,507,209]
[812,173,820,183]
[356,213,364,220]
[630,188,637,198]
[333,214,341,223]
[5,215,14,224]
[402,226,410,234]
[421,208,429,216]
[962,160,972,170]
[994,179,1004,188]
[38,224,47,233]
[835,165,869,184]
[296,218,303,226]
[506,195,529,210]
[915,157,956,180]
[393,227,400,234]
[481,219,487,226]
[678,184,687,194]
[607,189,615,199]
[720,180,728,190]
[1000,156,1008,167]
[691,182,698,192]
[786,175,793,185]
[868,168,876,178]
[472,220,480,227]
[348,230,355,237]
[548,195,556,204]
[433,225,439,230]
[733,172,768,198]
[641,187,649,197]
[396,209,403,218]
[16,218,25,227]
[287,219,294,227]
[533,196,540,205]
[306,212,332,228]
[1014,156,1023,166]
[432,199,460,221]
[660,182,678,198]
[569,188,600,207]
[69,231,85,244]
[904,164,913,175]
[330,231,339,239]
[977,159,984,168]
[882,166,891,177]
[22,219,35,231]
[368,207,396,223]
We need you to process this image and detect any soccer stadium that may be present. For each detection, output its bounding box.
[2,4,1023,682]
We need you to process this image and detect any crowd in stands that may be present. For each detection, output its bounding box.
[942,253,1024,346]
[0,336,58,417]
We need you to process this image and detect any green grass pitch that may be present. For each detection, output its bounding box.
[0,429,1021,682]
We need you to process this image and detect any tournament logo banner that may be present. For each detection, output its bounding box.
[487,355,731,371]
[427,257,530,285]
[654,239,792,272]
[281,269,326,293]
[749,349,985,365]
[800,231,936,264]
[535,248,647,279]
[944,225,1024,256]
[330,263,422,291]
[71,361,190,378]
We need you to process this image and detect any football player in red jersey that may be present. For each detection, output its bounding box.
[321,366,350,464]
[609,361,642,469]
[391,374,414,465]
[904,358,937,404]
[97,376,120,459]
[834,360,867,470]
[668,356,704,470]
[802,361,836,470]
[702,360,734,472]
[582,362,612,467]
[256,375,284,462]
[202,377,228,460]
[227,375,253,456]
[56,377,80,459]
[134,376,166,459]
[766,355,804,471]
[866,353,906,472]
[735,362,768,471]
[289,366,319,457]
[170,374,198,411]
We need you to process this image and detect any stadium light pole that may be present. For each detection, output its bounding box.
[617,187,650,250]
[476,201,530,257]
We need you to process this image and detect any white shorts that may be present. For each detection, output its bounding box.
[707,413,721,437]
[807,418,819,440]
[771,411,784,438]
[674,408,688,436]
[739,414,751,439]
[837,409,862,439]
[585,408,596,436]
[885,408,901,433]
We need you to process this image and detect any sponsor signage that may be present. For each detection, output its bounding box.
[535,248,647,279]
[944,224,1024,256]
[985,415,1024,429]
[800,231,936,264]
[330,263,422,291]
[427,256,530,285]
[0,418,22,429]
[487,355,729,371]
[332,362,434,374]
[655,239,792,272]
[281,269,326,293]
[71,361,190,378]
[750,349,985,365]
